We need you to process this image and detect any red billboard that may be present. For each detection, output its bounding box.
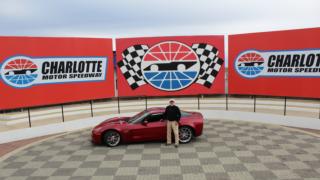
[116,36,225,97]
[229,28,320,98]
[0,36,114,110]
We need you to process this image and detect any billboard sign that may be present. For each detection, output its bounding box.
[116,36,225,97]
[229,28,320,98]
[0,37,114,110]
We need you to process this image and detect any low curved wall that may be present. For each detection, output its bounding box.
[1,107,320,144]
[1,96,319,132]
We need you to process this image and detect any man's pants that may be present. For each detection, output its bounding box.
[167,121,179,145]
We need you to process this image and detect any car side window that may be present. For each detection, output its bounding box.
[146,113,164,123]
[181,111,190,117]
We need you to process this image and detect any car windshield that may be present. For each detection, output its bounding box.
[128,110,150,124]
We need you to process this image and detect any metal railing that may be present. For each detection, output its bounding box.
[1,94,320,131]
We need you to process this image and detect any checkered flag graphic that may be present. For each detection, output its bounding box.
[117,45,149,89]
[192,43,224,88]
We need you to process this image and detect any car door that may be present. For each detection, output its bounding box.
[127,112,166,142]
[144,113,166,141]
[126,112,153,142]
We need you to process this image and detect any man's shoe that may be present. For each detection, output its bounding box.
[166,143,171,146]
[174,145,178,148]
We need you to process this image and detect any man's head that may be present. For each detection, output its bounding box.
[169,99,175,106]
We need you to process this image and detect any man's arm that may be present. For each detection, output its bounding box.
[176,106,181,121]
[163,106,168,120]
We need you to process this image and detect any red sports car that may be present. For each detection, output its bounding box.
[92,107,204,147]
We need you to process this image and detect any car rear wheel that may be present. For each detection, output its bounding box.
[179,126,193,143]
[103,130,121,147]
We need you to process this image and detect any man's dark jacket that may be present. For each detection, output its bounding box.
[164,105,181,121]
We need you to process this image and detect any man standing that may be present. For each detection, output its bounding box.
[164,99,181,148]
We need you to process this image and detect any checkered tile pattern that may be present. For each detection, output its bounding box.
[118,45,149,89]
[192,43,224,88]
[1,119,320,180]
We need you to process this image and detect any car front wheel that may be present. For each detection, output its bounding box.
[103,130,121,147]
[179,126,193,143]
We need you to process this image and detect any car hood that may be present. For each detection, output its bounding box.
[98,117,130,126]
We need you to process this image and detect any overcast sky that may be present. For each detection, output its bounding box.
[0,0,319,39]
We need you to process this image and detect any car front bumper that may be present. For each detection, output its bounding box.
[91,130,102,144]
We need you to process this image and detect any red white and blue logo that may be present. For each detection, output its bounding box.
[118,41,224,91]
[235,49,320,78]
[141,42,200,91]
[1,56,38,87]
[235,51,265,78]
[0,56,107,88]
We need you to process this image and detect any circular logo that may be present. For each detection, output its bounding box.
[1,56,38,88]
[141,41,200,91]
[235,51,265,78]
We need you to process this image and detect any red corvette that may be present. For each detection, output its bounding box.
[92,107,204,147]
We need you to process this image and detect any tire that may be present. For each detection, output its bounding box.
[103,130,121,147]
[150,64,158,71]
[177,64,186,71]
[179,126,193,143]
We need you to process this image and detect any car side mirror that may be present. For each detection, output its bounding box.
[142,120,148,125]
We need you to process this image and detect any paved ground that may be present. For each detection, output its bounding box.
[0,134,61,157]
[1,119,320,180]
